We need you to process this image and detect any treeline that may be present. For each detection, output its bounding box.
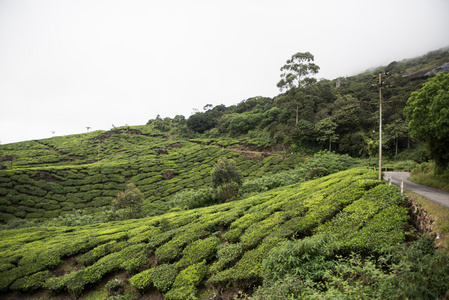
[148,47,449,160]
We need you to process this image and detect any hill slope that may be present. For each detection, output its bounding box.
[0,168,416,299]
[2,47,449,223]
[0,127,302,222]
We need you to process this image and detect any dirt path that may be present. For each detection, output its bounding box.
[229,148,288,159]
[384,171,449,209]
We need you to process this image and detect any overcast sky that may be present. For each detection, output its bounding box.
[1,0,448,144]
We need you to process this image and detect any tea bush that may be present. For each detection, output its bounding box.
[165,261,208,300]
[129,268,154,290]
[210,242,244,274]
[177,236,220,268]
[299,150,360,179]
[169,187,216,210]
[151,263,178,292]
[9,270,52,292]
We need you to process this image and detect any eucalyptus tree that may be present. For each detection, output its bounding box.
[277,51,320,92]
[277,52,320,125]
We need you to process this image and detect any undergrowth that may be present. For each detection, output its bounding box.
[410,161,449,192]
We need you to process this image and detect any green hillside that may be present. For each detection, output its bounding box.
[3,168,446,300]
[1,47,448,224]
[0,126,303,222]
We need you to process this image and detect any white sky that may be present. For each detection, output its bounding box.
[1,0,448,144]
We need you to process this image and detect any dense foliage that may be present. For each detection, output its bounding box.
[253,235,449,299]
[404,72,449,172]
[179,47,449,162]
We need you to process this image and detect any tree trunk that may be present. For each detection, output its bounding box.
[395,138,398,156]
[296,105,299,124]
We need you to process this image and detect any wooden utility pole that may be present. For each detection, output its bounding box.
[372,72,391,180]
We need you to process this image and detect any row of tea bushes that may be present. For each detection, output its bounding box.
[0,126,275,171]
[0,133,303,221]
[0,140,62,168]
[0,168,412,299]
[0,126,173,170]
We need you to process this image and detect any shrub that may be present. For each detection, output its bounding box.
[44,276,66,292]
[105,279,125,297]
[177,236,221,268]
[240,211,289,248]
[10,270,51,292]
[170,187,216,210]
[299,151,359,179]
[165,261,208,300]
[241,170,303,195]
[210,243,244,274]
[129,268,154,290]
[112,183,144,219]
[262,234,340,282]
[208,236,286,286]
[152,264,178,292]
[211,158,243,201]
[252,274,304,300]
[77,240,125,266]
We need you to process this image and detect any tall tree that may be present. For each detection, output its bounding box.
[404,72,449,172]
[384,119,408,156]
[277,52,320,92]
[315,117,338,151]
[277,51,320,125]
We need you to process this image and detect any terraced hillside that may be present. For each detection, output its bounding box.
[0,168,417,299]
[0,126,302,222]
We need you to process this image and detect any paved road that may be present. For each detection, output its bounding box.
[384,172,449,209]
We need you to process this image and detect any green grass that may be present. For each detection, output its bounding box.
[409,162,449,192]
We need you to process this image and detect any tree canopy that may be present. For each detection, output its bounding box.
[404,72,449,171]
[112,183,144,219]
[277,51,320,91]
[211,158,243,201]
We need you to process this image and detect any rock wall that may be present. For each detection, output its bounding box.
[406,196,434,235]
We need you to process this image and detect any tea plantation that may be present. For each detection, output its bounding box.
[0,126,302,222]
[2,168,447,299]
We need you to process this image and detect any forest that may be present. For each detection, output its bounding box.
[171,47,449,162]
[0,47,449,299]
